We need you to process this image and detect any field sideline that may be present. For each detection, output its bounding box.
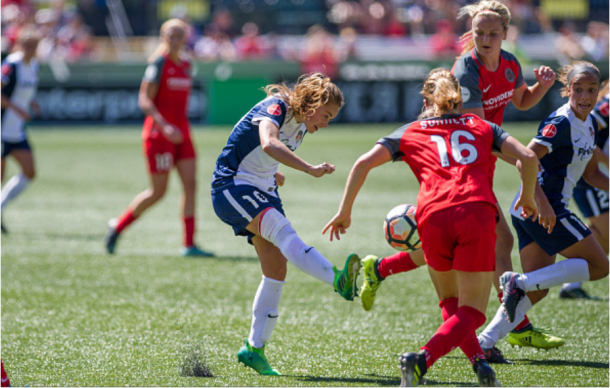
[1,123,608,387]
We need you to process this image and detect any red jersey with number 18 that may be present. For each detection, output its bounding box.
[377,113,509,227]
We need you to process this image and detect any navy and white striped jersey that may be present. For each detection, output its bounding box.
[1,52,39,142]
[511,102,598,219]
[211,96,306,196]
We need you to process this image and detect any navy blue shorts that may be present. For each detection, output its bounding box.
[573,186,609,218]
[1,139,31,158]
[211,184,285,239]
[512,211,592,256]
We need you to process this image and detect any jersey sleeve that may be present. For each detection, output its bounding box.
[512,55,525,89]
[452,55,482,110]
[143,56,165,84]
[252,97,287,128]
[533,116,572,153]
[1,61,16,90]
[487,121,510,152]
[377,124,408,162]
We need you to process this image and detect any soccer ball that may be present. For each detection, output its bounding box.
[384,204,421,252]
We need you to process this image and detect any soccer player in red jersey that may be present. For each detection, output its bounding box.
[324,69,539,386]
[357,0,562,358]
[104,19,213,257]
[1,360,9,387]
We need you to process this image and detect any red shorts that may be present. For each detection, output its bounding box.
[143,133,196,173]
[419,201,498,272]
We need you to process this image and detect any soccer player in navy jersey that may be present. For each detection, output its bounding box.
[324,68,539,387]
[356,0,562,360]
[561,81,610,299]
[104,19,213,257]
[478,62,609,354]
[1,27,40,233]
[211,73,361,376]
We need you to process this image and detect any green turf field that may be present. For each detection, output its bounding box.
[2,123,608,387]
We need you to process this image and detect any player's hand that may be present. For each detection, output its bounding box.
[162,124,183,144]
[274,171,285,187]
[534,66,556,90]
[306,162,335,178]
[30,101,40,116]
[322,212,351,242]
[13,106,30,122]
[536,197,556,234]
[515,196,538,221]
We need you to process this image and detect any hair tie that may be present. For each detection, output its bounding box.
[567,63,601,84]
[477,9,507,26]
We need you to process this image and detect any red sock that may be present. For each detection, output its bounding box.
[1,361,10,387]
[439,298,485,365]
[377,251,418,278]
[184,216,195,247]
[116,210,137,234]
[498,292,531,330]
[421,306,486,369]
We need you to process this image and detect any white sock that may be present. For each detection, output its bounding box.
[478,296,533,348]
[249,276,284,349]
[561,282,583,291]
[520,259,590,292]
[259,208,335,285]
[1,173,31,211]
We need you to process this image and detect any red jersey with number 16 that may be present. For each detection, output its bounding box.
[141,54,192,140]
[377,114,509,227]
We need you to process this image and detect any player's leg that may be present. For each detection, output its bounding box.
[1,154,6,234]
[237,236,286,375]
[247,207,361,300]
[105,172,170,254]
[1,148,35,211]
[588,211,609,254]
[175,156,213,257]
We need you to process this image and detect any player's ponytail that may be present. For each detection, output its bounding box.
[457,0,511,56]
[420,69,461,118]
[148,18,189,64]
[557,61,601,97]
[263,73,344,119]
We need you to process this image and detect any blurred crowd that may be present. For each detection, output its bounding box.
[1,0,608,67]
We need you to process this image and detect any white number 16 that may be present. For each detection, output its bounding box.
[430,130,479,167]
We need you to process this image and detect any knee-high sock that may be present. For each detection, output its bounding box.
[249,276,284,349]
[499,291,531,331]
[518,259,590,292]
[259,208,335,285]
[439,298,485,364]
[478,296,533,349]
[377,251,418,278]
[183,216,195,247]
[1,173,31,211]
[421,306,486,369]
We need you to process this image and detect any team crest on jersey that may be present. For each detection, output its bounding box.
[600,102,609,116]
[296,130,304,144]
[542,124,557,138]
[589,127,595,138]
[505,68,515,83]
[267,104,282,116]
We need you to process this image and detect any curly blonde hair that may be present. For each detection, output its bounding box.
[458,0,511,56]
[419,68,461,118]
[263,73,344,119]
[148,18,189,63]
[556,61,601,97]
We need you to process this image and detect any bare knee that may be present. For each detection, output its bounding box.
[182,178,196,195]
[23,169,35,180]
[590,258,609,281]
[148,186,167,202]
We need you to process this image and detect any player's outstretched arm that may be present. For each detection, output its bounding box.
[511,66,556,111]
[323,144,392,241]
[501,136,539,220]
[259,120,335,177]
[138,81,183,144]
[583,152,610,192]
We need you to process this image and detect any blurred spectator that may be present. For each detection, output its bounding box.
[384,8,407,37]
[336,27,358,61]
[194,26,236,62]
[300,25,339,79]
[555,22,585,62]
[57,13,94,62]
[234,22,264,60]
[502,25,530,65]
[209,8,237,38]
[428,19,459,59]
[581,21,609,61]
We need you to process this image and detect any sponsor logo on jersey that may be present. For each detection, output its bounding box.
[483,85,492,93]
[267,104,282,116]
[505,68,515,83]
[167,77,192,90]
[461,86,470,103]
[600,102,609,117]
[482,89,514,106]
[542,124,557,138]
[577,145,595,160]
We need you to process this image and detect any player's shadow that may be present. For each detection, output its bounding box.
[286,373,474,387]
[517,359,609,369]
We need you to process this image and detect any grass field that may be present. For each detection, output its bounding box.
[1,123,608,387]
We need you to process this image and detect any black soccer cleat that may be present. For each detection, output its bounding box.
[473,358,501,386]
[481,346,514,364]
[499,272,525,323]
[559,287,600,300]
[399,351,427,387]
[104,220,120,254]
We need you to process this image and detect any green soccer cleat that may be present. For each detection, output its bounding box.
[361,255,384,311]
[508,327,565,349]
[181,245,215,257]
[237,338,280,376]
[333,254,362,301]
